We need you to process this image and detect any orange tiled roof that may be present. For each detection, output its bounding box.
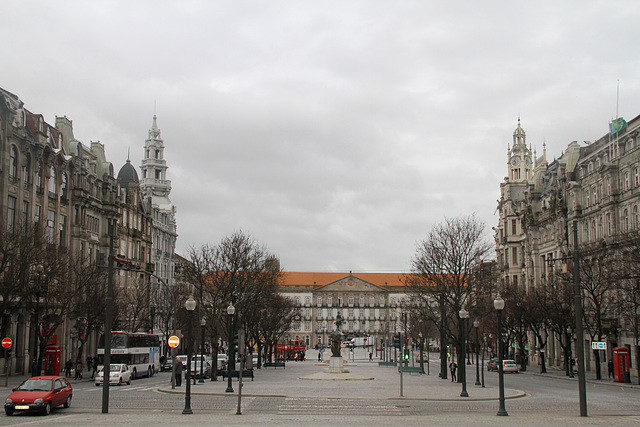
[281,272,408,288]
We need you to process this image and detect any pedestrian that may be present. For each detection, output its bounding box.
[74,359,83,380]
[449,361,457,382]
[608,359,614,379]
[369,352,373,362]
[86,355,93,373]
[93,356,99,379]
[64,359,72,378]
[175,359,184,387]
[318,352,321,362]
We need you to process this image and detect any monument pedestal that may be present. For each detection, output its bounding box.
[328,356,349,373]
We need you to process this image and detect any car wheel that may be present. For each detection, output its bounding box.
[127,377,131,385]
[5,409,14,416]
[43,402,51,415]
[64,396,72,408]
[118,377,122,386]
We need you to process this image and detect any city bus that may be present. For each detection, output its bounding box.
[97,332,160,379]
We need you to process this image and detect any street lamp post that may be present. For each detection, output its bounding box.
[459,308,469,397]
[225,302,236,393]
[495,294,508,417]
[418,332,424,374]
[474,319,481,386]
[31,264,44,377]
[199,317,206,383]
[183,296,196,415]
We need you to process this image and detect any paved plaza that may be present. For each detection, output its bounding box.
[2,350,639,426]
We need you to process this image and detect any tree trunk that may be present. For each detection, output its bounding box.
[439,329,448,380]
[594,348,602,380]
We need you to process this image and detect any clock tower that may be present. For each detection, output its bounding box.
[507,118,533,182]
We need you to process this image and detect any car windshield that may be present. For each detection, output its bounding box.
[18,379,53,391]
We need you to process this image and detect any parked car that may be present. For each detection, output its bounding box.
[95,364,132,386]
[186,360,211,379]
[161,357,173,372]
[5,376,72,416]
[502,359,518,373]
[217,354,228,370]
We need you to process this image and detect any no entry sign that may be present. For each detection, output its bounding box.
[168,335,180,348]
[1,337,11,348]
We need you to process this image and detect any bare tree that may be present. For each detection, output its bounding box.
[406,214,493,380]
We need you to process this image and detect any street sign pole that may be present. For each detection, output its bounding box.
[3,337,13,387]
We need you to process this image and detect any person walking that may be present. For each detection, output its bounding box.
[92,356,99,379]
[86,355,93,374]
[74,360,83,380]
[449,360,457,382]
[175,359,184,387]
[608,359,614,379]
[64,359,72,378]
[369,351,373,362]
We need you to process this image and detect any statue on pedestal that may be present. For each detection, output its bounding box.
[330,312,344,357]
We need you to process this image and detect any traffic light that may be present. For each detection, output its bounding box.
[403,349,410,361]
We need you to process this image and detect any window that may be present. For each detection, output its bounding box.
[338,297,343,307]
[380,297,385,307]
[9,145,18,183]
[635,168,640,187]
[22,201,29,226]
[369,297,375,307]
[585,189,590,207]
[47,210,55,243]
[593,186,598,204]
[23,153,31,188]
[606,177,611,195]
[512,247,518,265]
[606,213,612,236]
[35,205,41,225]
[624,209,629,231]
[511,219,517,235]
[61,173,68,199]
[359,296,364,307]
[317,296,322,307]
[327,296,332,307]
[348,296,354,307]
[625,171,630,191]
[48,166,57,199]
[7,196,16,233]
[304,296,310,307]
[59,215,67,246]
[634,206,639,229]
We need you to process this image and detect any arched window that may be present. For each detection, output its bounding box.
[61,173,68,199]
[48,165,57,198]
[9,145,18,183]
[634,205,639,229]
[35,160,43,193]
[624,209,629,231]
[23,153,31,188]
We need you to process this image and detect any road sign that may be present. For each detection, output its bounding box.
[591,341,606,350]
[168,335,180,348]
[1,337,11,348]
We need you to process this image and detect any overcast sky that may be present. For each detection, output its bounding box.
[2,1,639,272]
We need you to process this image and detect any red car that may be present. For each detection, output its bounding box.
[5,376,72,416]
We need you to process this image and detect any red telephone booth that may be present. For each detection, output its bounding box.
[612,347,631,383]
[44,345,61,376]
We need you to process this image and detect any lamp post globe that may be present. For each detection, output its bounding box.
[494,293,508,417]
[183,296,196,414]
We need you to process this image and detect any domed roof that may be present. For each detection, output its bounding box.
[117,159,139,188]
